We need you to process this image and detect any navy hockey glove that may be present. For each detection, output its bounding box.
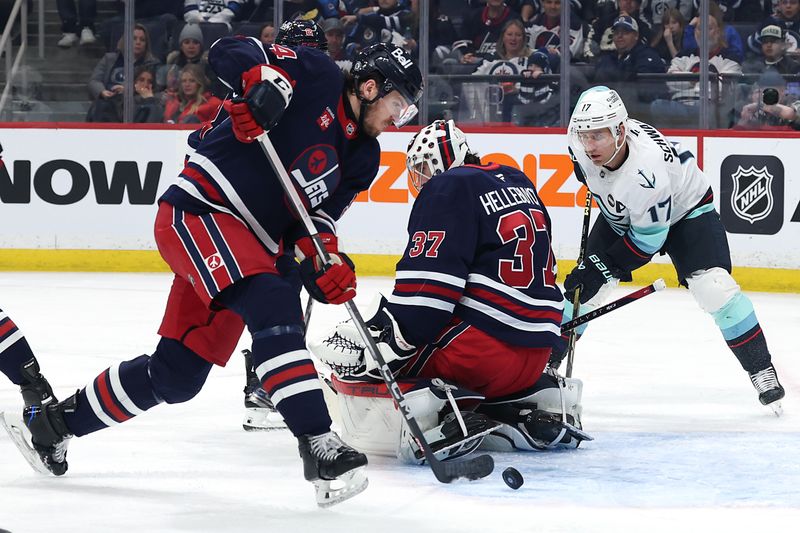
[224,65,294,143]
[563,252,620,304]
[297,234,357,305]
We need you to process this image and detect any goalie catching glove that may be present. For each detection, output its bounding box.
[296,234,356,305]
[224,64,294,143]
[311,294,416,379]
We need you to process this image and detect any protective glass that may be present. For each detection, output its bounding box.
[380,91,419,127]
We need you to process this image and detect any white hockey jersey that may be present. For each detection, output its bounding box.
[568,119,712,257]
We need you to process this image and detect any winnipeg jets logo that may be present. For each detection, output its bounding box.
[730,165,774,223]
[638,169,656,189]
[205,253,223,271]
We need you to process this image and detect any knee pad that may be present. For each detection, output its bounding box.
[148,338,213,404]
[686,267,740,314]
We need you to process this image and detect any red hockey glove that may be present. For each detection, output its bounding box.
[224,64,294,143]
[297,234,357,305]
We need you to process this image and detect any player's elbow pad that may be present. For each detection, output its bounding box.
[244,67,293,132]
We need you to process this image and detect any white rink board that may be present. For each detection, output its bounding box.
[1,126,798,269]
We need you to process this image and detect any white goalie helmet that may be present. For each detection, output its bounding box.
[406,119,470,192]
[569,86,629,165]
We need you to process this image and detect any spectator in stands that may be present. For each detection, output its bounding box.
[748,0,800,57]
[132,66,165,123]
[57,0,97,48]
[593,15,666,98]
[184,0,244,26]
[683,2,744,62]
[470,19,548,122]
[163,63,222,124]
[411,0,458,71]
[638,0,692,29]
[736,69,797,129]
[694,0,771,23]
[320,18,351,64]
[650,9,743,126]
[528,0,586,60]
[456,0,522,63]
[86,23,161,122]
[159,24,214,97]
[258,22,276,46]
[584,0,651,61]
[340,0,416,55]
[649,7,687,63]
[743,24,800,73]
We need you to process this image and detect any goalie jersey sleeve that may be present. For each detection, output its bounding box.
[385,164,565,351]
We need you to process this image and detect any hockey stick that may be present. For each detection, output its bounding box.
[565,187,593,378]
[561,279,666,333]
[256,133,493,483]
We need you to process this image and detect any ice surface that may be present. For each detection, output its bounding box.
[0,273,798,532]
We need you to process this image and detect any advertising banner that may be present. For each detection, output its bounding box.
[1,126,797,270]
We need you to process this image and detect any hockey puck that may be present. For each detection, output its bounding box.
[502,467,523,490]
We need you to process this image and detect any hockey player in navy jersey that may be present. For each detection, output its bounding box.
[313,120,592,461]
[0,309,69,476]
[11,37,422,507]
[557,86,785,413]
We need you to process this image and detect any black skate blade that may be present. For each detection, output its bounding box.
[432,453,494,483]
[0,411,53,475]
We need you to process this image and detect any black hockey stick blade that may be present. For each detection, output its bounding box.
[430,453,495,483]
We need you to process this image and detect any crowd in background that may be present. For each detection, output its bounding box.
[50,0,800,129]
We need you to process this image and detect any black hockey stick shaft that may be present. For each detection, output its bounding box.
[257,134,492,483]
[561,279,666,333]
[565,187,593,378]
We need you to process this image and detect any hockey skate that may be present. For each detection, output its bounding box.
[242,349,286,431]
[1,358,72,475]
[749,365,785,416]
[298,431,368,507]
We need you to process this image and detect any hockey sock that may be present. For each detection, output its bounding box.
[0,310,36,385]
[251,328,331,438]
[62,354,164,437]
[712,293,772,373]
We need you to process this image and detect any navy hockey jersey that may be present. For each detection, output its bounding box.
[386,164,565,350]
[161,36,381,254]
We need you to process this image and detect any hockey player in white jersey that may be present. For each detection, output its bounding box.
[555,86,785,413]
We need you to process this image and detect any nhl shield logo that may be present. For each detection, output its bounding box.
[720,155,783,235]
[729,165,773,224]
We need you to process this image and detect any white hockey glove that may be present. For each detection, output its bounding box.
[311,294,416,380]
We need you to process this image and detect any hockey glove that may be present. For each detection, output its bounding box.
[297,234,356,305]
[311,294,416,380]
[563,251,620,305]
[224,65,294,143]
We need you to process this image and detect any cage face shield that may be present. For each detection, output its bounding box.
[405,120,469,191]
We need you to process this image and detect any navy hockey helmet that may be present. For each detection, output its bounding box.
[276,19,327,51]
[351,43,423,126]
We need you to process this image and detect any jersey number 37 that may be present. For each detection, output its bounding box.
[496,208,556,289]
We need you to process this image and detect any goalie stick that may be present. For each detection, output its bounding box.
[560,279,667,333]
[257,133,493,483]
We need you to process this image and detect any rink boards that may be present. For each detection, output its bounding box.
[0,125,798,292]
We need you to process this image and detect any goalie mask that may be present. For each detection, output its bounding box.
[406,119,470,192]
[569,86,628,166]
